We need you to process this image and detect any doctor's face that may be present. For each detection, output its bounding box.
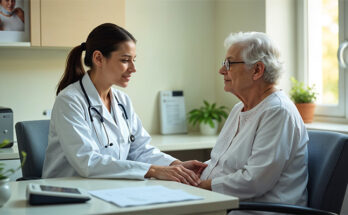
[0,0,16,13]
[102,41,136,88]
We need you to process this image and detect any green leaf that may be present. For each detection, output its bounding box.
[208,119,215,128]
[290,77,317,103]
[187,100,229,127]
[0,149,27,179]
[0,139,10,148]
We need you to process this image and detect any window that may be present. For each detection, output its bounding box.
[298,0,348,118]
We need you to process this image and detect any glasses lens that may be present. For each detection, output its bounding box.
[223,59,229,70]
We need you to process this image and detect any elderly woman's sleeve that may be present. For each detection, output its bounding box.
[211,107,303,199]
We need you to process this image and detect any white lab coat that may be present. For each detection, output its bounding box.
[42,73,176,179]
[201,91,308,215]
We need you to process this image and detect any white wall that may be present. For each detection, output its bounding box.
[0,0,217,135]
[0,48,67,124]
[0,0,298,136]
[214,0,266,108]
[214,0,297,108]
[123,0,216,133]
[266,0,297,93]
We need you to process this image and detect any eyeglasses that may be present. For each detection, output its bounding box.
[222,59,245,71]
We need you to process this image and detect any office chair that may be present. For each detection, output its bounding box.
[15,120,50,180]
[228,130,348,215]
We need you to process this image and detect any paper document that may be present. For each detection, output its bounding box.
[160,90,187,134]
[89,185,203,207]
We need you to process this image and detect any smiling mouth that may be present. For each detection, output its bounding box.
[122,76,131,80]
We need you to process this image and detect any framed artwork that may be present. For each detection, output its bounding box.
[0,0,30,43]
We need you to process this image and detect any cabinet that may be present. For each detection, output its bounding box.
[30,0,125,47]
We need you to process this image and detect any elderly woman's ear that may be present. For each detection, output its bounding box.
[252,61,265,81]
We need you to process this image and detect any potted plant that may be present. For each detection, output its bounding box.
[188,100,229,135]
[0,140,26,207]
[290,77,317,123]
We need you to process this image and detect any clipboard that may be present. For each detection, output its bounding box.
[159,91,187,134]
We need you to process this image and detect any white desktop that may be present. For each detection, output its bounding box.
[1,177,238,215]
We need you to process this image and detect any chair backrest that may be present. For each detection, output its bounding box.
[15,120,50,178]
[307,130,348,213]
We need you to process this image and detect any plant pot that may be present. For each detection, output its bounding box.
[0,178,11,207]
[295,103,315,123]
[199,120,218,135]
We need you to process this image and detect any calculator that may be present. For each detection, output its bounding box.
[26,183,91,205]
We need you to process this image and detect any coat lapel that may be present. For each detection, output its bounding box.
[81,73,117,128]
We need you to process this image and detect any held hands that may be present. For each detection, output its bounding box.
[144,160,207,186]
[179,160,208,178]
[145,164,201,186]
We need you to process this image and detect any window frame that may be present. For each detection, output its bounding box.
[297,0,348,120]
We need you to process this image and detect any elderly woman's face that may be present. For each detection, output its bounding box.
[219,44,254,95]
[1,0,16,13]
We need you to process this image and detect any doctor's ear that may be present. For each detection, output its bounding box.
[92,50,105,67]
[252,62,265,81]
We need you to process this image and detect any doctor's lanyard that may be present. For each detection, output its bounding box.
[79,79,136,148]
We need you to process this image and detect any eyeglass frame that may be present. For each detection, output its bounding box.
[222,59,245,71]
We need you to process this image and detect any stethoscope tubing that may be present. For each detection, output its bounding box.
[79,79,135,147]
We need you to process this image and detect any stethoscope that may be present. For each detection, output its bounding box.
[79,79,135,148]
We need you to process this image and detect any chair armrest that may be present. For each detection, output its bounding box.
[228,201,337,215]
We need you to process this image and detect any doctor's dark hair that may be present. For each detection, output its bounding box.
[56,23,136,95]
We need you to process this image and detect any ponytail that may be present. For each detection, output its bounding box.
[56,23,136,96]
[56,43,86,95]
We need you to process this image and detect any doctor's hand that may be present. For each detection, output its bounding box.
[145,165,201,186]
[171,160,208,178]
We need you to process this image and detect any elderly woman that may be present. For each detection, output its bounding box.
[198,32,308,211]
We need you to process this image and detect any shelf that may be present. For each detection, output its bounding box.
[150,133,218,151]
[306,122,348,134]
[0,42,31,47]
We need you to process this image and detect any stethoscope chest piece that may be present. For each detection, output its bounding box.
[129,134,135,143]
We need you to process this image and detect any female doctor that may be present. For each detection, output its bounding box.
[42,23,206,186]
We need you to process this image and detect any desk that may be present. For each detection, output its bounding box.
[0,135,218,160]
[151,133,218,151]
[0,135,218,181]
[150,134,217,162]
[0,177,238,215]
[0,142,19,160]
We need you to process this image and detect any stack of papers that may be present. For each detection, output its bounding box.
[89,185,203,207]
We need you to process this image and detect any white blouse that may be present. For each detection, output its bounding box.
[0,13,24,31]
[201,91,308,209]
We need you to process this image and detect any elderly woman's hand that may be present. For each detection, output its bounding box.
[198,179,212,190]
[171,160,208,178]
[145,165,201,186]
[181,160,208,177]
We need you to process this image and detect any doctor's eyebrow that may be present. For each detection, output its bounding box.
[121,54,136,58]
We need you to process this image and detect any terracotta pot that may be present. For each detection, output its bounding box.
[295,103,315,123]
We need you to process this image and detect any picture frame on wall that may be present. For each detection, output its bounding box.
[0,0,30,44]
